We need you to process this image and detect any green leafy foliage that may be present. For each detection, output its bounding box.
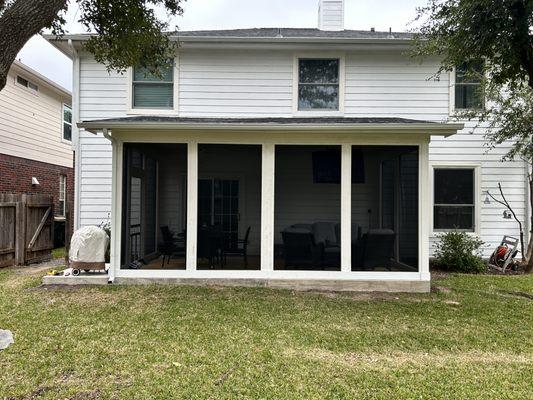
[412,0,533,162]
[433,231,486,273]
[75,1,183,76]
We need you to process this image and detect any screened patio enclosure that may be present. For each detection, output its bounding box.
[78,116,463,291]
[121,143,262,270]
[121,143,188,269]
[273,145,418,272]
[121,142,418,272]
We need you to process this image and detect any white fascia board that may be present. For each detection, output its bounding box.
[78,121,464,137]
[43,33,415,52]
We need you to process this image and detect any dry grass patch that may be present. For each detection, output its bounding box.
[284,347,533,369]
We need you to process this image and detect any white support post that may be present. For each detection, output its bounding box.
[108,133,122,282]
[419,139,430,280]
[186,141,198,271]
[341,144,352,271]
[261,143,275,271]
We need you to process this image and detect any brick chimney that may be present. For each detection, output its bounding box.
[318,0,345,31]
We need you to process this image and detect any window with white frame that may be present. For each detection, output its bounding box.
[298,58,340,111]
[433,168,475,231]
[62,104,72,141]
[59,175,67,217]
[16,75,38,92]
[454,62,484,110]
[132,63,174,109]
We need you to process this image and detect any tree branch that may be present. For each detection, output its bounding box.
[508,0,533,89]
[486,183,525,260]
[0,0,66,91]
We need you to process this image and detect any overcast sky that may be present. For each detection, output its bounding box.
[16,0,426,91]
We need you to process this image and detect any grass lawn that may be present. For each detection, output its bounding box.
[0,268,532,399]
[51,247,65,260]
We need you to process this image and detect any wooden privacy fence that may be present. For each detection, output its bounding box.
[0,194,54,267]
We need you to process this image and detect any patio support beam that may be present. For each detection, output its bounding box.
[419,138,430,280]
[186,141,198,271]
[261,143,275,271]
[341,144,352,271]
[108,132,119,281]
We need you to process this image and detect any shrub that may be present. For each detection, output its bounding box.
[433,231,486,273]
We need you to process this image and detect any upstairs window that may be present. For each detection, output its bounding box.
[16,75,38,92]
[298,58,339,111]
[62,104,72,141]
[434,168,475,232]
[454,62,484,110]
[132,63,174,109]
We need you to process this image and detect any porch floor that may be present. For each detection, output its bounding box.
[139,255,415,272]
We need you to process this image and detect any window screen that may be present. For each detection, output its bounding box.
[455,62,484,110]
[298,59,339,111]
[132,63,174,109]
[434,168,475,231]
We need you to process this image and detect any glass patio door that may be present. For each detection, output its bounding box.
[198,178,239,249]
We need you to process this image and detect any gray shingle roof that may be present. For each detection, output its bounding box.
[81,116,432,125]
[173,28,413,40]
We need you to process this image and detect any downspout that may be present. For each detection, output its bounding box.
[68,39,82,232]
[526,161,532,256]
[102,128,116,284]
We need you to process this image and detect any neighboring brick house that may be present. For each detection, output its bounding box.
[0,60,73,244]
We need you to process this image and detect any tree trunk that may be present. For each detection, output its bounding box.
[0,0,67,91]
[525,173,533,272]
[526,240,533,272]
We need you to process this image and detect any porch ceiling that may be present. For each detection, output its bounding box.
[78,116,464,137]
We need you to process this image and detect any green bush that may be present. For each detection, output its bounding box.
[433,231,486,273]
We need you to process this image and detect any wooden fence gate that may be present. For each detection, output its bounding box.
[0,194,54,267]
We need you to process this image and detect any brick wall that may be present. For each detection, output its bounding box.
[0,153,74,221]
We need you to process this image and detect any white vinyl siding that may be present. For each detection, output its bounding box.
[76,50,528,257]
[77,52,126,226]
[429,122,526,257]
[179,50,293,116]
[0,65,72,167]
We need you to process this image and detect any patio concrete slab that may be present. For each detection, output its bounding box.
[114,277,430,292]
[42,274,430,292]
[42,274,109,286]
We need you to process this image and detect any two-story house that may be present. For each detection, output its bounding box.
[0,60,73,245]
[46,0,529,291]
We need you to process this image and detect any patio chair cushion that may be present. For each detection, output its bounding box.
[312,222,338,246]
[353,229,396,269]
[291,224,313,231]
[281,228,322,267]
[283,227,312,234]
